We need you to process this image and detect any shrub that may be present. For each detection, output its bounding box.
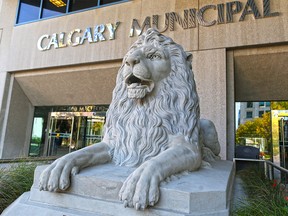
[232,168,288,216]
[0,163,37,213]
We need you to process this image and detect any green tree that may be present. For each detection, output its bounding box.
[271,101,288,110]
[236,112,271,145]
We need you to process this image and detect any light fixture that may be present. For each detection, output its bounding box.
[49,0,66,7]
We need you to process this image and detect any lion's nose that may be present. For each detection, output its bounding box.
[126,55,140,67]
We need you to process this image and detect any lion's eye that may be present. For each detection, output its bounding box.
[148,53,161,60]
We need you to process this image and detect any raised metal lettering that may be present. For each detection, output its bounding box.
[217,4,225,24]
[80,27,93,44]
[47,33,59,49]
[37,34,50,51]
[94,25,106,42]
[106,21,120,40]
[58,32,67,48]
[152,14,169,33]
[226,1,243,23]
[197,5,217,27]
[67,29,81,47]
[37,1,283,50]
[169,11,189,31]
[129,17,151,37]
[263,0,280,17]
[188,9,197,28]
[239,0,261,21]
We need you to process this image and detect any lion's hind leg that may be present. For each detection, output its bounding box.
[200,119,221,162]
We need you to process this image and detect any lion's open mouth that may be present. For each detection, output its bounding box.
[125,74,154,99]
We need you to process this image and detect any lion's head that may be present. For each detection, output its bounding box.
[103,29,200,167]
[123,40,171,99]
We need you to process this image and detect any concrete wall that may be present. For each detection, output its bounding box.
[0,0,18,158]
[1,78,34,159]
[6,0,288,71]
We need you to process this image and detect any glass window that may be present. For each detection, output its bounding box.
[247,102,253,108]
[259,101,265,107]
[246,111,253,118]
[69,0,98,12]
[42,0,68,18]
[29,117,44,156]
[259,111,264,117]
[266,102,271,107]
[16,0,125,24]
[17,0,41,23]
[100,0,122,5]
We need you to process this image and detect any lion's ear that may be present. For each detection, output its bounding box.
[186,52,193,69]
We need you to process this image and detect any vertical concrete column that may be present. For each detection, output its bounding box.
[0,72,11,158]
[192,48,227,159]
[227,51,235,160]
[1,77,34,159]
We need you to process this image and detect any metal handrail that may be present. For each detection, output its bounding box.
[233,158,288,182]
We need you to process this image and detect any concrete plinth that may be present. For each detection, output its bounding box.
[2,160,234,216]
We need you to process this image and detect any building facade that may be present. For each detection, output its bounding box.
[238,101,271,125]
[0,0,287,160]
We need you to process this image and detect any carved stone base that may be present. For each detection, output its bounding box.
[2,160,234,216]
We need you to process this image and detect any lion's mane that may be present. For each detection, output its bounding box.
[104,29,200,167]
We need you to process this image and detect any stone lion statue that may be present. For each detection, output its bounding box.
[39,28,220,210]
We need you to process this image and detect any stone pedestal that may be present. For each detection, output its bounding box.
[2,160,234,216]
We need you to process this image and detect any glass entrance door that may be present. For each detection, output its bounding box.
[46,112,73,156]
[44,111,105,156]
[85,115,105,146]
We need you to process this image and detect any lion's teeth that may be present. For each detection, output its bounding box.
[129,83,141,88]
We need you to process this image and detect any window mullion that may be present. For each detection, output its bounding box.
[66,0,71,13]
[15,0,21,24]
[39,0,44,19]
[97,0,101,7]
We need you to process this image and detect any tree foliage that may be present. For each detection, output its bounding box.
[271,102,288,110]
[236,112,271,144]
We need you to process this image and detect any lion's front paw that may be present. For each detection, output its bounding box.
[119,163,160,210]
[39,158,80,192]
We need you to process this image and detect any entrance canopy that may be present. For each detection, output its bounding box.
[14,62,121,106]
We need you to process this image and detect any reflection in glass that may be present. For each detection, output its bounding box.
[29,117,44,156]
[46,111,106,156]
[100,0,122,5]
[17,0,41,23]
[235,100,288,181]
[235,101,272,161]
[42,0,67,18]
[28,107,50,157]
[29,106,109,157]
[17,0,125,24]
[69,0,98,12]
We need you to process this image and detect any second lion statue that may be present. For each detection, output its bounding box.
[39,28,220,210]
